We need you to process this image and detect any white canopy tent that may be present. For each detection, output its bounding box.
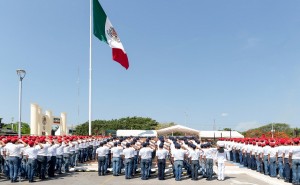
[156,125,200,136]
[199,131,244,139]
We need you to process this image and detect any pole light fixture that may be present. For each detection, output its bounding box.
[16,69,26,138]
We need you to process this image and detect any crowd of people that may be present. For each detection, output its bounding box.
[0,135,299,184]
[220,137,300,185]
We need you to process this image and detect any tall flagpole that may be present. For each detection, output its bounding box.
[89,0,92,136]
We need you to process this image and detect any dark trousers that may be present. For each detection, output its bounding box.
[191,160,199,180]
[284,158,291,182]
[183,160,191,176]
[247,153,251,168]
[37,155,47,179]
[206,159,213,179]
[251,155,256,170]
[48,156,56,177]
[78,149,83,163]
[132,155,138,175]
[230,151,233,161]
[0,155,4,174]
[243,154,247,167]
[157,159,166,180]
[21,157,27,178]
[88,146,93,160]
[56,155,63,173]
[63,154,70,172]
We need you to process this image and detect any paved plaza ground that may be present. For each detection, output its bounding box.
[0,162,291,185]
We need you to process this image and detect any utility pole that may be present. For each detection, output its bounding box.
[11,117,14,130]
[213,119,216,131]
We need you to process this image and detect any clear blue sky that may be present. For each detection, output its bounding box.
[1,0,300,132]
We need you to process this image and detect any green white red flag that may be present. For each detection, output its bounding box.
[93,0,129,69]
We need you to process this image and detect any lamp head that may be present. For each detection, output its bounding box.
[16,69,26,79]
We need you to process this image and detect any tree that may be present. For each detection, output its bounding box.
[243,123,294,138]
[74,117,159,136]
[2,122,30,135]
[155,122,176,130]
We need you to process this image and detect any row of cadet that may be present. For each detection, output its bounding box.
[0,135,107,183]
[218,137,300,185]
[0,135,228,183]
[2,135,299,184]
[95,136,227,181]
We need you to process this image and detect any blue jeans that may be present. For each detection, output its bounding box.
[256,156,261,172]
[232,150,236,162]
[9,156,20,181]
[98,156,106,175]
[104,154,109,174]
[5,158,10,178]
[63,154,70,172]
[174,160,183,181]
[83,148,88,162]
[92,147,97,160]
[247,153,251,168]
[239,151,243,164]
[124,158,133,178]
[278,157,284,178]
[269,157,277,177]
[70,152,75,167]
[263,155,269,175]
[112,157,120,175]
[206,159,214,179]
[184,160,191,176]
[251,155,256,170]
[78,149,83,163]
[56,155,63,173]
[132,155,138,175]
[37,155,47,179]
[191,160,199,180]
[140,159,150,180]
[21,157,27,178]
[119,157,123,174]
[27,158,37,182]
[292,159,300,184]
[148,159,153,177]
[74,152,79,166]
[243,154,247,167]
[284,158,291,182]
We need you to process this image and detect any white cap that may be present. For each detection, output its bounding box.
[218,141,225,147]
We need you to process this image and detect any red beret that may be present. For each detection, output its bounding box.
[11,138,18,143]
[28,141,34,147]
[293,138,299,144]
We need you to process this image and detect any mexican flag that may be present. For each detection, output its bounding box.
[93,0,129,69]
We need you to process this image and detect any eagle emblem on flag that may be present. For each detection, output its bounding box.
[107,27,120,43]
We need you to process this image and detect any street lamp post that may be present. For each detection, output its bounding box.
[16,69,26,138]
